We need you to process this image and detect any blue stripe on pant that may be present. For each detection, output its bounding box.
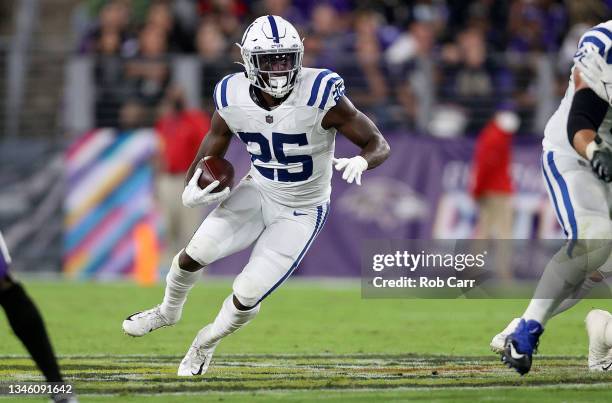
[541,153,568,237]
[0,233,10,278]
[545,151,578,255]
[256,204,328,304]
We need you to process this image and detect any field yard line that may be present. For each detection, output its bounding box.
[0,354,590,359]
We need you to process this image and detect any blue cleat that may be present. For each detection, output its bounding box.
[501,319,544,375]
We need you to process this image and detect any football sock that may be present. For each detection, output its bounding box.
[160,252,200,323]
[551,276,599,317]
[0,282,63,382]
[199,294,260,349]
[526,239,612,324]
[522,298,556,325]
[522,246,589,325]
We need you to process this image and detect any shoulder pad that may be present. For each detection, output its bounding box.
[301,69,345,111]
[576,23,612,63]
[213,73,243,110]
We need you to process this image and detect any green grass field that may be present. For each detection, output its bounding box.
[1,279,611,402]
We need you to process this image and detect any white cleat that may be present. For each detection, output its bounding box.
[122,305,174,337]
[585,309,612,371]
[490,317,521,353]
[178,325,216,376]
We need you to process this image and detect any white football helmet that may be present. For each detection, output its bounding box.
[237,15,304,98]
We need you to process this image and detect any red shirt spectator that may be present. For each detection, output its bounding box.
[156,108,209,174]
[471,111,519,199]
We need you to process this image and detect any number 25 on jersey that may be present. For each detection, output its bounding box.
[238,131,313,182]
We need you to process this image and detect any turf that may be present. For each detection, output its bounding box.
[1,280,611,402]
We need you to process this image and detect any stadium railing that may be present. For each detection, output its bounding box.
[62,51,564,137]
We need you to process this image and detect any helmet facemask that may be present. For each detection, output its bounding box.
[240,47,303,98]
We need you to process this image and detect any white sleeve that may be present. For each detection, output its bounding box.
[318,72,345,112]
[574,26,612,65]
[213,73,237,113]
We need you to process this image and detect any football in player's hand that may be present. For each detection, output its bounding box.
[197,156,235,192]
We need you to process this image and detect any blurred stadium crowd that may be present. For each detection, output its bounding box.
[0,0,594,275]
[71,0,612,135]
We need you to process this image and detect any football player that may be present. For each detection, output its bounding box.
[492,21,612,375]
[0,232,76,402]
[122,15,390,376]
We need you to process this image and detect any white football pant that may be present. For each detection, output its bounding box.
[185,175,329,307]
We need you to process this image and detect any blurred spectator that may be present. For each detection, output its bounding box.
[452,0,509,52]
[470,110,520,280]
[119,100,147,130]
[257,0,307,29]
[94,29,128,127]
[75,0,612,134]
[386,17,438,131]
[507,0,567,53]
[455,29,493,98]
[196,20,227,58]
[97,29,122,55]
[303,3,346,69]
[124,24,171,121]
[145,0,196,52]
[197,0,249,21]
[197,20,236,112]
[342,11,391,126]
[79,0,131,54]
[471,110,519,237]
[154,86,210,265]
[196,0,246,44]
[147,2,174,33]
[173,1,203,46]
[440,28,497,134]
[385,19,436,65]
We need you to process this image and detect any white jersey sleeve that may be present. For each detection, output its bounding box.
[574,23,612,64]
[543,21,612,157]
[302,69,346,112]
[212,73,242,121]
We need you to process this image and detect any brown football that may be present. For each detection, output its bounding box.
[197,156,235,192]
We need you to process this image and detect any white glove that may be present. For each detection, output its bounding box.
[181,168,230,208]
[577,46,612,105]
[333,156,368,185]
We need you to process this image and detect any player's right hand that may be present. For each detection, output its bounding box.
[591,148,612,182]
[182,168,230,207]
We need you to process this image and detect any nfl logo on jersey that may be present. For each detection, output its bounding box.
[266,115,273,124]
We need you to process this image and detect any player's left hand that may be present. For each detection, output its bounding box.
[333,156,368,185]
[577,47,612,105]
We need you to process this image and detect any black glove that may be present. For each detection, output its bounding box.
[591,148,612,182]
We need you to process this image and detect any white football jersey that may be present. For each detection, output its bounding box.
[543,20,612,157]
[213,67,345,207]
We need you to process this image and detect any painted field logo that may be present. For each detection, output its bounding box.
[338,177,428,230]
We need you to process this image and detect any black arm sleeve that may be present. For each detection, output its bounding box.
[567,88,608,147]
